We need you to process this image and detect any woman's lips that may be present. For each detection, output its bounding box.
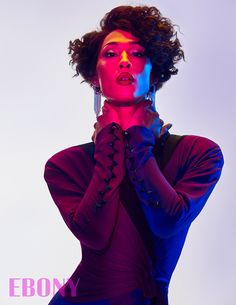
[116,72,134,85]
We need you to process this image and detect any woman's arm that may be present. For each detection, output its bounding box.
[44,122,125,251]
[124,125,224,239]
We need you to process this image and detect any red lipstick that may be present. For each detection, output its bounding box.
[116,72,134,85]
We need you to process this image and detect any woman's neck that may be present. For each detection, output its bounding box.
[114,103,138,130]
[105,97,148,130]
[104,98,157,130]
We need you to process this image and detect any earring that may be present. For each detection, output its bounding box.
[147,84,156,108]
[93,86,101,118]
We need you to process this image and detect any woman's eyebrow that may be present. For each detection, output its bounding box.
[103,41,141,48]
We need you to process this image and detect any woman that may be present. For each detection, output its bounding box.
[44,5,224,305]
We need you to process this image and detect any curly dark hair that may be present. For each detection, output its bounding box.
[69,5,184,90]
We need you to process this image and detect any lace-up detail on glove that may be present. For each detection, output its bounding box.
[93,122,122,212]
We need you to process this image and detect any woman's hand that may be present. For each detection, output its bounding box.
[127,100,172,140]
[91,101,120,143]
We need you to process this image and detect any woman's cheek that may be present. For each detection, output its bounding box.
[97,62,111,82]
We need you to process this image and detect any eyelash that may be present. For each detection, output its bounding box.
[131,51,145,57]
[103,51,145,58]
[104,51,116,57]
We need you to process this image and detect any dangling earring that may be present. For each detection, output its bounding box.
[93,86,101,118]
[147,84,156,108]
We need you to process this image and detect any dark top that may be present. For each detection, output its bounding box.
[44,123,224,304]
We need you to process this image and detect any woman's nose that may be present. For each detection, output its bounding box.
[119,51,131,68]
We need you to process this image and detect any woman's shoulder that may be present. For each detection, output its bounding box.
[178,134,222,152]
[45,142,95,170]
[175,134,224,166]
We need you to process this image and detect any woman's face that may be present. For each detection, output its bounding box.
[94,29,153,105]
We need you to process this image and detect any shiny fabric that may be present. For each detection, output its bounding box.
[48,289,152,305]
[44,123,224,305]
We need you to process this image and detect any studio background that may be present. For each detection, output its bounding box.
[0,0,235,304]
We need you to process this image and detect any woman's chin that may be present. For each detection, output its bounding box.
[105,96,146,106]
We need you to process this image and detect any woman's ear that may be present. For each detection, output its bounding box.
[90,73,100,87]
[150,72,158,87]
[150,72,153,85]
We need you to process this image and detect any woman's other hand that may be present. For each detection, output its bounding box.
[91,101,120,143]
[127,100,172,140]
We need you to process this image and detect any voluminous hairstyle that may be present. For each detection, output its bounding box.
[69,5,184,90]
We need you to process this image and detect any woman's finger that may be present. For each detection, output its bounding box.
[160,123,172,137]
[91,130,96,143]
[102,105,108,113]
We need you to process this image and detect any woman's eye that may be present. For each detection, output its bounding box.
[131,51,145,57]
[104,51,116,57]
